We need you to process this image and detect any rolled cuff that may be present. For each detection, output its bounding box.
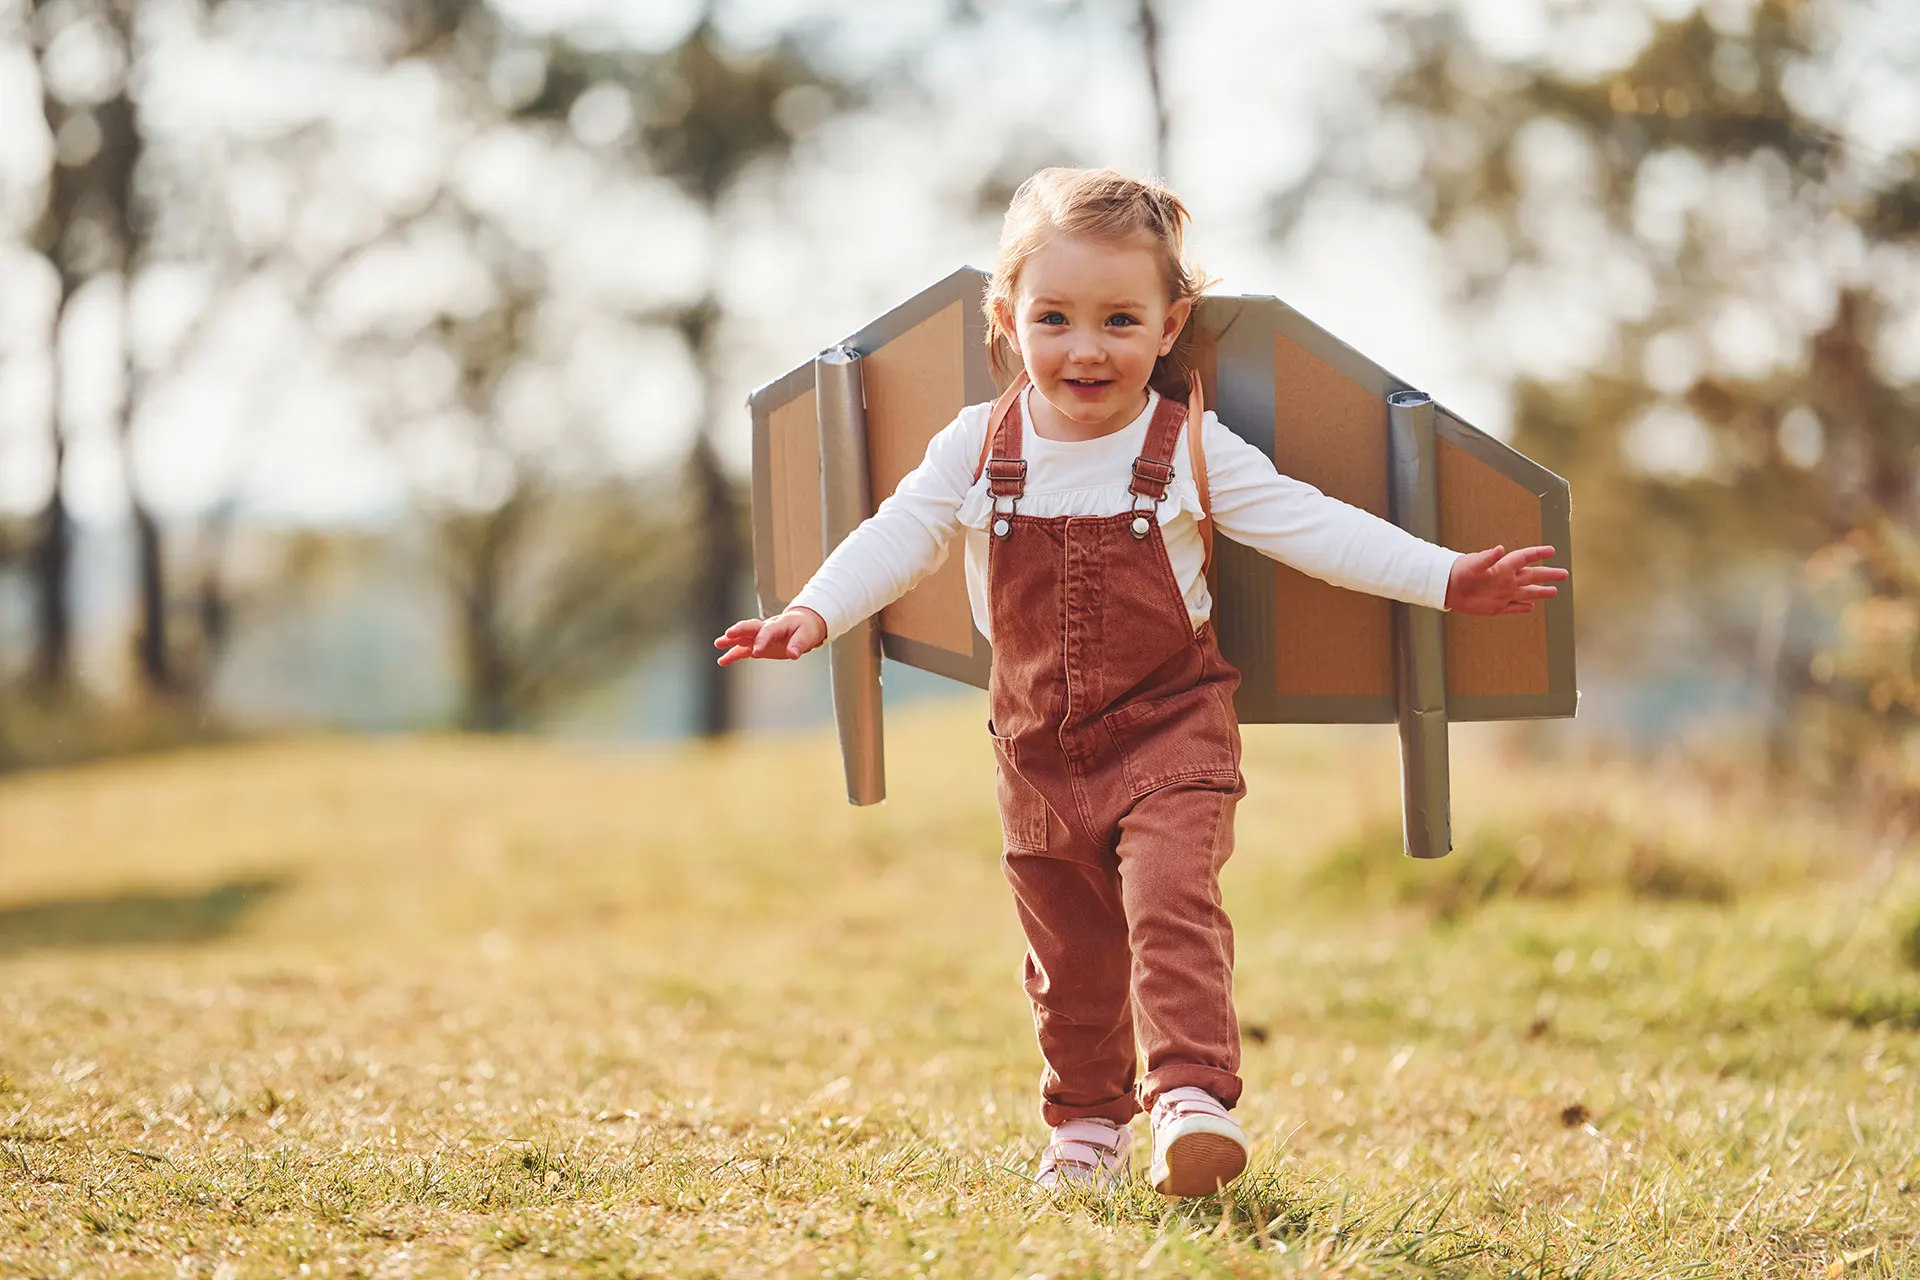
[788,585,852,643]
[1422,550,1461,612]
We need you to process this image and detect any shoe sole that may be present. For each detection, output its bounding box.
[1154,1131,1248,1197]
[1036,1157,1131,1194]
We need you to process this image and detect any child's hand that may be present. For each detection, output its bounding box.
[713,607,829,666]
[1444,546,1568,616]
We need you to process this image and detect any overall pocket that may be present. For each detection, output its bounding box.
[989,729,1050,853]
[1102,685,1241,800]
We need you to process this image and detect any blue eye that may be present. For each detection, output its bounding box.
[1107,313,1139,327]
[1038,311,1066,326]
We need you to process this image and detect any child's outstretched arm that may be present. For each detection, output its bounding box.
[1198,415,1565,613]
[713,410,979,666]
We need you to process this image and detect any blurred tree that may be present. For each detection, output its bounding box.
[626,16,856,739]
[23,0,94,696]
[335,0,857,734]
[1135,0,1168,177]
[24,0,198,702]
[1317,0,1920,807]
[392,248,689,732]
[93,2,171,698]
[279,0,781,731]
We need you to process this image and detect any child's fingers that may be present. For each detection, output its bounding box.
[714,619,764,648]
[1498,545,1557,571]
[1499,601,1534,615]
[754,616,813,659]
[716,643,756,666]
[1463,545,1505,573]
[750,620,789,657]
[1516,584,1559,601]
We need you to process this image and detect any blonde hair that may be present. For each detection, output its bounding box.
[984,167,1209,400]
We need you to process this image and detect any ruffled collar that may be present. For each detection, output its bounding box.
[955,388,1205,530]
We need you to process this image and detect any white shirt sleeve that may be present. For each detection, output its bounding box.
[789,407,983,642]
[1200,414,1460,611]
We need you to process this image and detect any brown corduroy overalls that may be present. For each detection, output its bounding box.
[979,382,1247,1127]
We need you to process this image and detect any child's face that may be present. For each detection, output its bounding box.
[1003,233,1191,434]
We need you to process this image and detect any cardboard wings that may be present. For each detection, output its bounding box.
[748,267,1576,858]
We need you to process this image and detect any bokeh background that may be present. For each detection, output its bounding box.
[2,0,1919,813]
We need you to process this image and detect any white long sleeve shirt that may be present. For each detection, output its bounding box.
[791,387,1460,643]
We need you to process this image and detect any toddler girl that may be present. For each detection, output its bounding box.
[716,168,1564,1198]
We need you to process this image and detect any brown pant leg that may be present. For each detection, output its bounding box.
[1115,778,1245,1111]
[1001,840,1141,1127]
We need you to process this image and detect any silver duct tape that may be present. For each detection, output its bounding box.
[1387,390,1452,859]
[816,347,886,806]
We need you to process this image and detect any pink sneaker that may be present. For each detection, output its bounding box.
[1149,1086,1249,1197]
[1035,1118,1132,1192]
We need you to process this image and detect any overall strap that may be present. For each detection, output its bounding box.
[1127,394,1187,501]
[1129,375,1215,577]
[976,373,1029,537]
[974,372,1030,497]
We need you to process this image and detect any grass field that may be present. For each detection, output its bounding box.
[4,697,1920,1278]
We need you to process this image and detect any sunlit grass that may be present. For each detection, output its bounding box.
[2,699,1917,1277]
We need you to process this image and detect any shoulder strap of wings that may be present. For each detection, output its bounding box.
[974,372,1031,483]
[1186,372,1214,580]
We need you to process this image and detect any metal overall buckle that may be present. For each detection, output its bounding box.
[993,494,1018,539]
[1129,492,1157,539]
[986,457,1026,538]
[1128,457,1173,538]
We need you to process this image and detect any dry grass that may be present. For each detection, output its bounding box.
[2,699,1918,1278]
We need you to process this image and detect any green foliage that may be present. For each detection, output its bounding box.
[1896,892,1920,973]
[0,683,232,774]
[1311,807,1763,920]
[1336,2,1920,809]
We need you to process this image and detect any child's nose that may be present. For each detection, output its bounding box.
[1068,330,1105,362]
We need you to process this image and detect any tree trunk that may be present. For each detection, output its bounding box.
[27,0,83,697]
[130,503,171,694]
[690,432,740,739]
[28,455,71,695]
[95,19,170,697]
[190,503,239,695]
[679,295,739,741]
[1136,0,1169,175]
[460,578,514,732]
[447,494,528,733]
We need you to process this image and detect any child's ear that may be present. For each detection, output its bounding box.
[1160,297,1193,356]
[993,299,1020,355]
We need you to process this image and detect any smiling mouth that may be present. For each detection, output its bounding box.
[1065,378,1111,388]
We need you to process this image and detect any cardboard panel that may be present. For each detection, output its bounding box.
[768,388,822,606]
[841,266,997,689]
[864,301,974,655]
[1439,437,1550,698]
[1191,326,1220,411]
[1271,333,1394,699]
